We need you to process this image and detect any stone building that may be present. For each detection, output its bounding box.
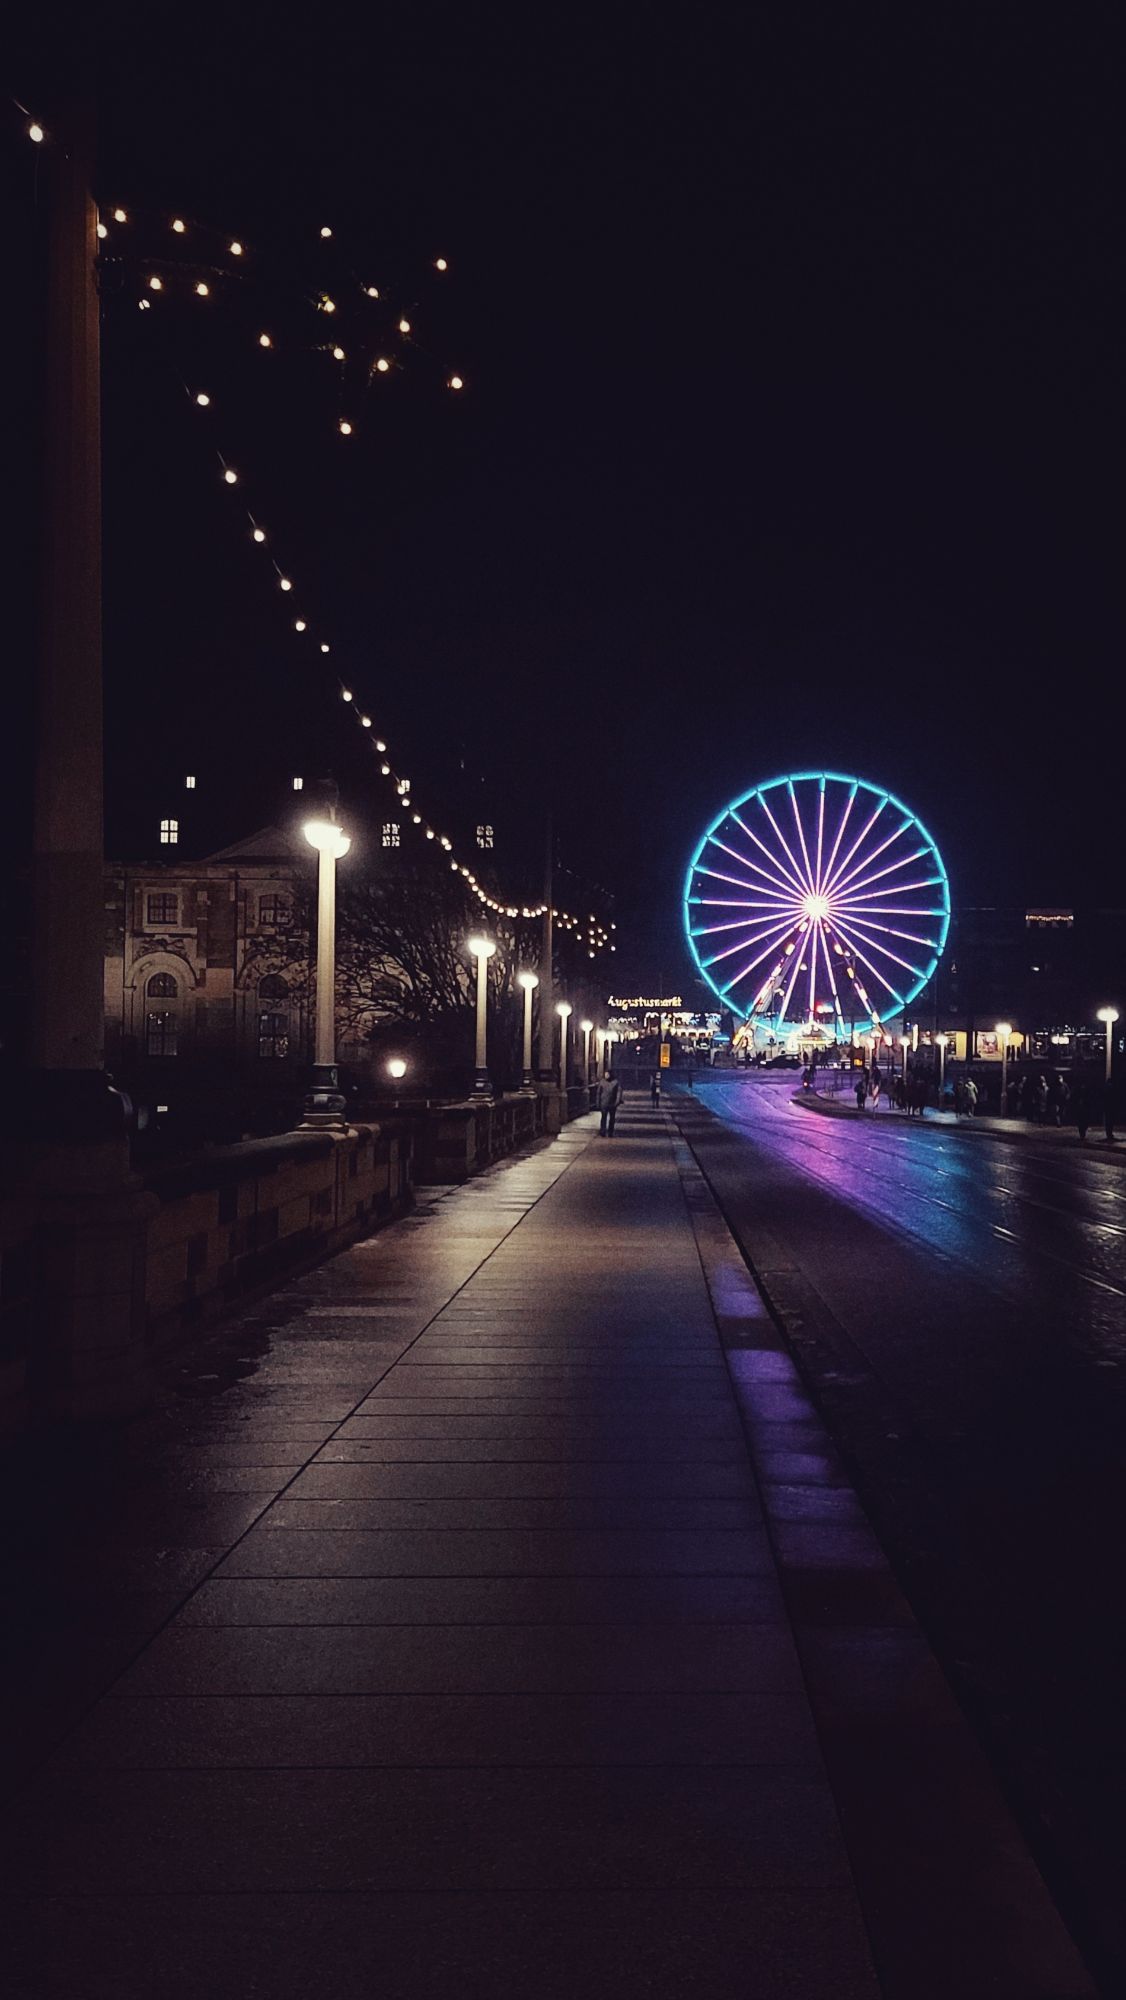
[103,827,315,1123]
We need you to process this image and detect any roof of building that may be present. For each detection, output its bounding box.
[203,825,310,863]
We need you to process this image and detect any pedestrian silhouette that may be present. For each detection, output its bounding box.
[599,1074,623,1137]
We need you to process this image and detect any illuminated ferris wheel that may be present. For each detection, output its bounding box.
[684,772,950,1037]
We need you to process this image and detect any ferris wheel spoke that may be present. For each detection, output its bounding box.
[816,918,844,1020]
[820,781,858,896]
[829,817,915,900]
[788,783,817,895]
[757,795,811,896]
[843,876,944,905]
[821,795,888,899]
[695,866,797,908]
[838,915,929,983]
[773,935,808,1027]
[814,784,826,897]
[833,841,926,905]
[829,917,907,1006]
[729,812,807,897]
[702,913,799,969]
[721,926,805,996]
[707,835,799,898]
[690,912,795,939]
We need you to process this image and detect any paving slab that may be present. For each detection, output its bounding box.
[0,1102,1097,1996]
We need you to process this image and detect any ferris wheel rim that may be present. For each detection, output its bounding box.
[683,770,951,1030]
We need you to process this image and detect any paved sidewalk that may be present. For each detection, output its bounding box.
[2,1107,1095,1997]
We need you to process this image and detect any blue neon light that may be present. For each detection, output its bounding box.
[683,771,951,1032]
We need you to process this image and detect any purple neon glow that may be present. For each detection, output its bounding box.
[687,775,949,1033]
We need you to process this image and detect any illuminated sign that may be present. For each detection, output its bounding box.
[608,994,683,1010]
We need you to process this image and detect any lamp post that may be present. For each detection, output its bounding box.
[468,936,496,1095]
[581,1019,593,1084]
[996,1022,1012,1117]
[1097,1006,1119,1086]
[517,971,538,1088]
[935,1033,949,1107]
[387,1056,407,1112]
[301,815,351,1127]
[557,1001,572,1096]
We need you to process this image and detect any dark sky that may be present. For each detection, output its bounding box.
[12,7,1123,992]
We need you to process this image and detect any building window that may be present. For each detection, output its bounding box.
[185,774,196,789]
[257,1005,289,1058]
[292,776,304,791]
[146,893,179,927]
[144,974,179,1057]
[382,822,401,848]
[476,823,494,849]
[258,894,292,929]
[160,818,179,845]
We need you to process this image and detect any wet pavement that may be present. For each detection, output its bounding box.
[0,1102,1097,1996]
[674,1073,1126,1991]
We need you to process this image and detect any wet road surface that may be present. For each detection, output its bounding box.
[673,1075,1126,1993]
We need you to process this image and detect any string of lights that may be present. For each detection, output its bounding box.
[15,101,614,957]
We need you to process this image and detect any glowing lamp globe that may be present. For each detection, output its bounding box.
[517,972,539,992]
[303,819,350,859]
[387,1058,407,1081]
[468,935,496,960]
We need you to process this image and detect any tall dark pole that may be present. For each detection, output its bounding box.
[536,814,554,1078]
[31,103,120,1137]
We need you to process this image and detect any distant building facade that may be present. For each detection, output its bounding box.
[104,827,314,1083]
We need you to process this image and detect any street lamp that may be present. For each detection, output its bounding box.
[301,815,350,1126]
[581,1019,593,1083]
[556,1001,572,1095]
[996,1022,1012,1116]
[386,1056,407,1110]
[1097,1006,1119,1086]
[935,1033,949,1106]
[468,936,496,1095]
[517,971,539,1087]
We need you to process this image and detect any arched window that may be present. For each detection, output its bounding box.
[258,974,290,1001]
[145,970,179,1056]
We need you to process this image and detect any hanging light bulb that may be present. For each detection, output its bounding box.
[96,221,107,239]
[229,240,243,256]
[338,419,353,435]
[361,715,372,729]
[137,299,150,311]
[148,276,163,291]
[375,358,390,373]
[425,829,435,841]
[113,207,127,223]
[365,285,380,299]
[223,468,238,484]
[341,689,353,702]
[448,375,464,391]
[332,345,345,361]
[258,332,272,348]
[279,577,292,592]
[434,256,448,271]
[28,122,45,143]
[294,619,306,631]
[375,740,387,753]
[171,218,186,234]
[195,281,210,297]
[398,317,411,334]
[195,391,211,407]
[320,295,336,313]
[380,762,390,776]
[320,225,332,239]
[320,643,330,654]
[251,525,265,540]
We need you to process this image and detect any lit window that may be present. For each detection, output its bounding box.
[476,824,494,849]
[146,893,179,926]
[185,774,196,789]
[258,894,292,929]
[382,822,401,848]
[293,776,304,791]
[159,818,179,845]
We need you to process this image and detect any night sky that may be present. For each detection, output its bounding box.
[11,9,1123,992]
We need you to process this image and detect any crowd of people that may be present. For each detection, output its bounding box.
[841,1061,1118,1141]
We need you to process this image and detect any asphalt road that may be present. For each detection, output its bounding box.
[671,1074,1126,1995]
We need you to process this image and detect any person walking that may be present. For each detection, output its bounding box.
[1072,1078,1090,1144]
[854,1070,868,1113]
[599,1073,623,1137]
[964,1076,978,1118]
[649,1070,661,1109]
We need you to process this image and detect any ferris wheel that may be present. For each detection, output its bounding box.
[684,772,950,1036]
